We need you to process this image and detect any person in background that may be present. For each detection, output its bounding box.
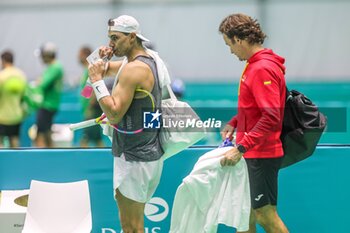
[34,42,64,148]
[0,50,27,147]
[78,46,105,147]
[219,13,289,233]
[171,78,185,99]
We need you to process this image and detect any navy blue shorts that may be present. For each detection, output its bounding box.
[36,108,56,133]
[245,157,283,209]
[82,124,103,142]
[0,123,21,137]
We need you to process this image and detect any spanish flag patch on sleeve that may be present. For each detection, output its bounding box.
[263,80,272,85]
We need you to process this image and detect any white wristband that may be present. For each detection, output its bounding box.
[92,80,110,101]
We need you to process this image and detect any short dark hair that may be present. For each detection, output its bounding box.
[41,50,56,60]
[1,50,14,64]
[80,46,92,57]
[219,13,266,44]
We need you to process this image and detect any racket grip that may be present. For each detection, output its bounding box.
[69,119,97,131]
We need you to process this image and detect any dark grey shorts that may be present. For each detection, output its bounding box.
[0,123,21,137]
[36,108,56,133]
[245,157,283,209]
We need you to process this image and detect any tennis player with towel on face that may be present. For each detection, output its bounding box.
[88,15,166,232]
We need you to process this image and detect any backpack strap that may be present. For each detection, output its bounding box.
[285,86,292,102]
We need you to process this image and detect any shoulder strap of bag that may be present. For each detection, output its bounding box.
[285,86,293,102]
[166,84,178,101]
[112,57,128,92]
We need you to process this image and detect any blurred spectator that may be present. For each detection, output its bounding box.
[171,78,185,99]
[0,50,27,147]
[161,78,186,100]
[34,42,64,148]
[78,46,105,147]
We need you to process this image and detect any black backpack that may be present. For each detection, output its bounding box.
[280,88,327,168]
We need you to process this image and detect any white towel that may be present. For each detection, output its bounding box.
[170,147,251,233]
[112,49,171,90]
[145,48,171,89]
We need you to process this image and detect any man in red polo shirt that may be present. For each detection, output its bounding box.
[219,13,289,233]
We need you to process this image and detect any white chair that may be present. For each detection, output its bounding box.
[22,180,92,233]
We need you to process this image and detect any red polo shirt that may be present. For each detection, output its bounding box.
[228,49,286,158]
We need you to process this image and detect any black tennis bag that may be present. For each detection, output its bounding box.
[280,88,327,168]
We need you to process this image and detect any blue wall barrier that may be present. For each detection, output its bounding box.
[0,146,349,233]
[17,82,350,147]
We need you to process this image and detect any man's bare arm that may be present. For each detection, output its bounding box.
[98,64,148,124]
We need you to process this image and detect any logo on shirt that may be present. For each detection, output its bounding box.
[254,194,264,201]
[144,197,169,222]
[143,110,161,129]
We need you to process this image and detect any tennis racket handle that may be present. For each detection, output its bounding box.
[69,119,97,131]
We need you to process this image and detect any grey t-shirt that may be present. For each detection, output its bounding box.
[112,56,163,162]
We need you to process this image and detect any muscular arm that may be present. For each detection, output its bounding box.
[89,60,151,125]
[98,65,138,124]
